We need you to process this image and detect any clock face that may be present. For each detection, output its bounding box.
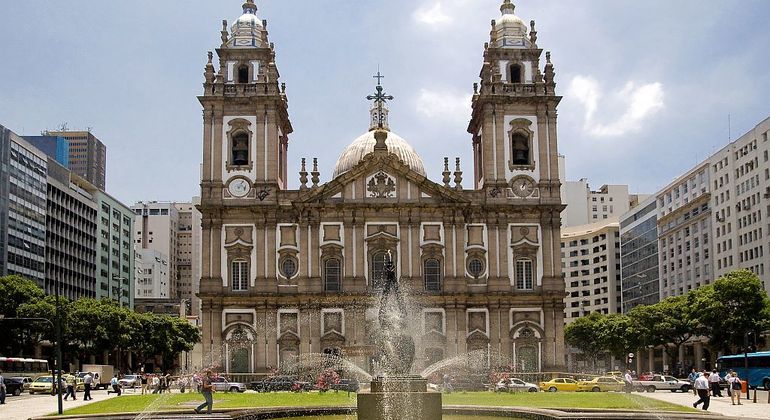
[228,179,250,198]
[512,177,535,197]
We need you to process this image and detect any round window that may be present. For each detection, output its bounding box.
[468,258,484,278]
[281,257,297,278]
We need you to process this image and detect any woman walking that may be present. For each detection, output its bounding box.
[729,372,743,405]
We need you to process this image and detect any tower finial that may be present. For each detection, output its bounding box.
[366,69,394,131]
[242,0,257,14]
[501,0,515,14]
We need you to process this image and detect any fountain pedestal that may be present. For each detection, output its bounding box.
[357,375,441,420]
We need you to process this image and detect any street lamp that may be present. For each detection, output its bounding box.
[0,313,63,414]
[112,275,128,307]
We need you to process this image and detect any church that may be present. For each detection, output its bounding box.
[197,0,566,375]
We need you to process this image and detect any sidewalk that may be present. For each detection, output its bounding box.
[0,391,118,420]
[643,390,769,419]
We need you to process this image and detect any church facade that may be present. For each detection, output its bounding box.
[198,0,566,375]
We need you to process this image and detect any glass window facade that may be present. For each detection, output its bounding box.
[620,201,660,313]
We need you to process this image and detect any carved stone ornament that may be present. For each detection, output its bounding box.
[367,171,396,198]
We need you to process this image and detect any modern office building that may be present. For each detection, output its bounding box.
[44,130,106,189]
[24,135,69,168]
[44,159,98,299]
[562,219,622,324]
[135,248,170,299]
[132,201,181,301]
[656,162,713,300]
[562,180,647,228]
[619,196,661,313]
[0,125,48,284]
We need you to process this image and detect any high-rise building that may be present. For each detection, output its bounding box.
[174,202,201,315]
[562,179,647,228]
[562,219,622,324]
[24,135,69,168]
[619,196,660,313]
[132,202,179,300]
[44,159,98,300]
[44,130,106,189]
[198,1,565,374]
[90,190,135,308]
[0,125,47,284]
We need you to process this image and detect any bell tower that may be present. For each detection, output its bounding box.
[468,0,560,199]
[199,0,293,202]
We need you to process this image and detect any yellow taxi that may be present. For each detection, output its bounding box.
[28,376,55,394]
[576,376,625,392]
[539,377,579,392]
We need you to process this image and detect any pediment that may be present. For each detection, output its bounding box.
[295,152,470,204]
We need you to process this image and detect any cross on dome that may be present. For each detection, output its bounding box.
[242,0,257,14]
[501,0,516,14]
[366,71,394,131]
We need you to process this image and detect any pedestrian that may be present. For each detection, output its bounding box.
[110,374,122,396]
[194,370,214,414]
[0,369,6,405]
[708,369,722,397]
[729,372,743,405]
[151,374,160,394]
[693,371,711,410]
[687,368,699,395]
[63,374,77,400]
[164,372,172,393]
[623,370,634,393]
[83,372,93,401]
[141,373,148,395]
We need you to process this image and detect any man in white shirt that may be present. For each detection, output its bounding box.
[83,372,93,401]
[623,370,634,393]
[693,371,711,410]
[708,369,723,397]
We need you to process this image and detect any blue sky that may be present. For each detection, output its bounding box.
[1,0,769,204]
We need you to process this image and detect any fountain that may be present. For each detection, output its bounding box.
[356,252,442,420]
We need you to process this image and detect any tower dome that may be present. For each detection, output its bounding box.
[494,0,530,48]
[333,74,425,178]
[229,0,265,48]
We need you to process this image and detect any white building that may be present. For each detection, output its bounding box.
[562,179,647,228]
[132,201,180,299]
[135,248,170,298]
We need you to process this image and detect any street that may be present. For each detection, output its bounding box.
[643,388,770,419]
[0,388,119,420]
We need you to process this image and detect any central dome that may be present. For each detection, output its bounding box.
[332,131,426,178]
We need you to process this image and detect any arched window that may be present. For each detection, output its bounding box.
[515,258,533,290]
[511,133,530,166]
[324,258,341,292]
[510,64,522,84]
[371,251,389,289]
[231,259,249,291]
[231,132,249,166]
[424,258,442,292]
[237,65,249,83]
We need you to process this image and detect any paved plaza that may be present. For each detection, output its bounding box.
[644,389,770,419]
[0,389,119,420]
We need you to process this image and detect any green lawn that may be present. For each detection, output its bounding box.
[58,391,694,416]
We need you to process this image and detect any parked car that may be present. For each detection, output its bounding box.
[211,376,246,392]
[250,376,312,392]
[539,378,578,392]
[330,378,360,393]
[496,378,539,392]
[119,374,141,388]
[10,376,33,391]
[4,378,26,396]
[633,374,691,393]
[577,376,626,392]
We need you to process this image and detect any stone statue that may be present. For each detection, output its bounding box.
[377,254,415,375]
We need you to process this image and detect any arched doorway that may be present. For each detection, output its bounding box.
[225,325,256,373]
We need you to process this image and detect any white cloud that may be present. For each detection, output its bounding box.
[415,88,472,124]
[568,75,664,137]
[413,2,453,26]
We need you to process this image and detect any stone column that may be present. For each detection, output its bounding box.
[694,342,704,370]
[648,347,654,372]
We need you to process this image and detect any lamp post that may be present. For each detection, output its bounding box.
[0,313,63,414]
[112,275,128,307]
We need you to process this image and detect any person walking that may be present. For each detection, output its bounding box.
[83,372,93,401]
[63,375,77,401]
[141,373,148,395]
[693,371,711,410]
[194,370,214,414]
[0,369,6,405]
[151,374,160,394]
[164,372,172,393]
[110,374,122,396]
[687,368,699,395]
[729,372,743,405]
[709,369,722,397]
[623,370,634,393]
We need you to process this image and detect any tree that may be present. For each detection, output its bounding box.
[0,275,47,355]
[564,312,606,371]
[597,314,641,364]
[136,314,200,371]
[690,269,770,354]
[630,295,698,370]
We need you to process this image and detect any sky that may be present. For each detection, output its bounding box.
[1,0,769,205]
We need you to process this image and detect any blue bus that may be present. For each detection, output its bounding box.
[716,351,770,390]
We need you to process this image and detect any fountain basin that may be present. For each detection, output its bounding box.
[357,376,441,420]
